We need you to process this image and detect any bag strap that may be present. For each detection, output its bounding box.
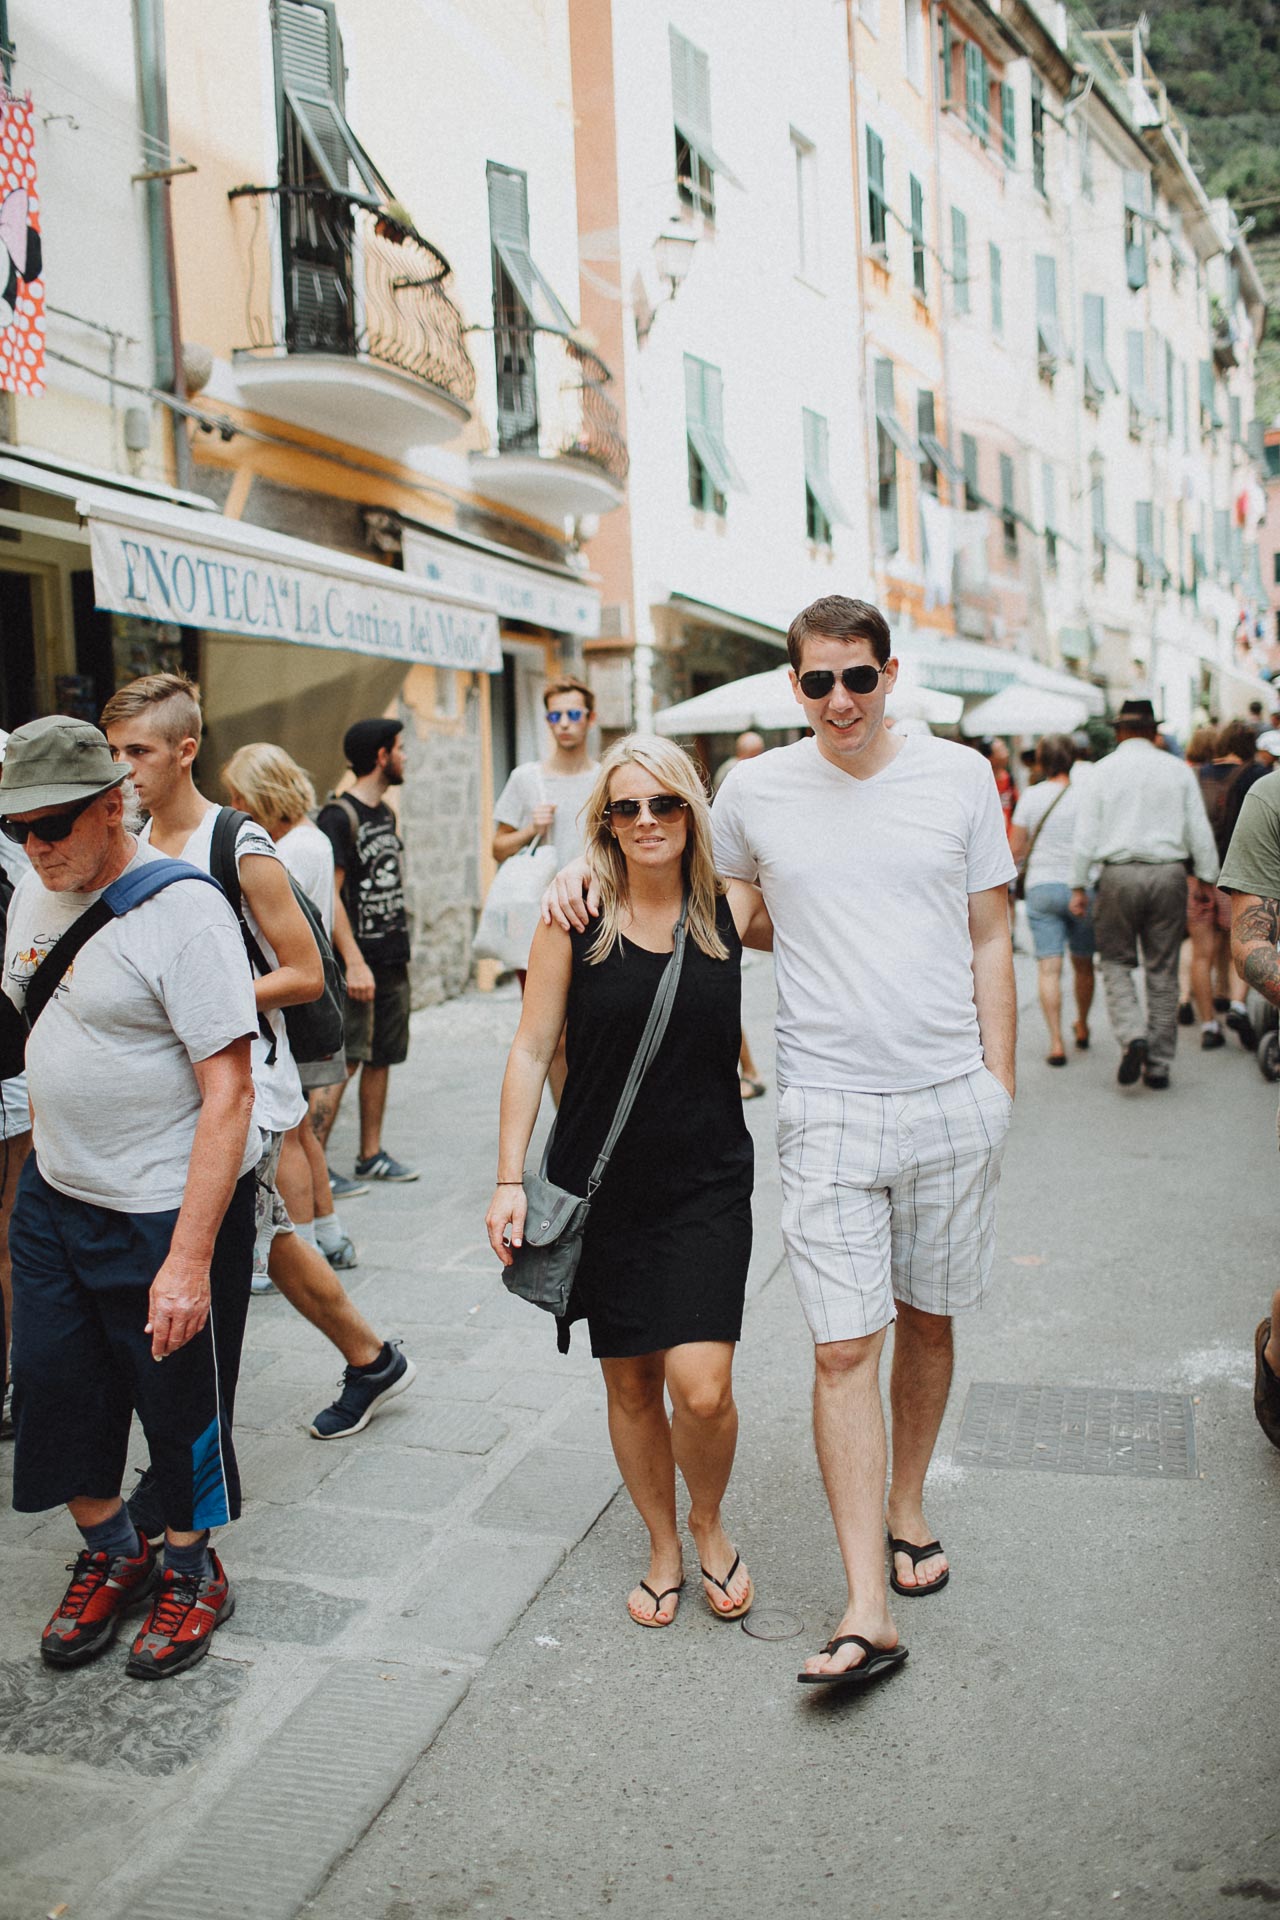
[1020,780,1069,875]
[539,894,691,1197]
[212,805,278,1063]
[23,860,221,1032]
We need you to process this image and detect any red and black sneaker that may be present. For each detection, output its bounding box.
[41,1538,158,1669]
[125,1550,235,1680]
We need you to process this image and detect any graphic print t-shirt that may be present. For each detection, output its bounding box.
[316,795,410,968]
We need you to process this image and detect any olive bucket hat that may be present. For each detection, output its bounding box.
[0,715,128,817]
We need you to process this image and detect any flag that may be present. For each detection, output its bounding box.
[0,91,43,396]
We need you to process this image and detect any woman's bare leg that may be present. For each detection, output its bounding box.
[600,1352,684,1622]
[1037,955,1064,1057]
[1071,953,1095,1043]
[665,1341,751,1612]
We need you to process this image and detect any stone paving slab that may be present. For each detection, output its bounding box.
[366,1536,569,1659]
[473,1445,622,1538]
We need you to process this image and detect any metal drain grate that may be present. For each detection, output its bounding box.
[954,1382,1198,1478]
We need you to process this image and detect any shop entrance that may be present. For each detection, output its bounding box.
[0,570,37,730]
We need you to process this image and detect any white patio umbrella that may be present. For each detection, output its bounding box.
[960,683,1090,738]
[653,663,963,735]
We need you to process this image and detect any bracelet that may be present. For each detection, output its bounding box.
[496,1178,523,1186]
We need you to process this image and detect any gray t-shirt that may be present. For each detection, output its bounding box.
[493,761,598,868]
[2,841,260,1212]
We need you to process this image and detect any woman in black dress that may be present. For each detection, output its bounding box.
[486,736,772,1629]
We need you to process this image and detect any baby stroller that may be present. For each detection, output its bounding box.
[1246,986,1280,1082]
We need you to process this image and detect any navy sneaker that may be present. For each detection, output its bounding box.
[328,1169,369,1200]
[354,1150,419,1184]
[308,1343,416,1439]
[126,1465,167,1544]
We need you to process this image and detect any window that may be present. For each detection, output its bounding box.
[1267,442,1280,480]
[1181,361,1190,455]
[1229,395,1243,445]
[999,452,1017,558]
[1035,254,1063,376]
[1091,475,1107,581]
[803,408,847,545]
[684,354,740,514]
[671,27,736,224]
[1080,124,1094,202]
[1127,329,1158,436]
[1043,461,1058,573]
[1031,75,1046,195]
[1135,501,1155,591]
[1082,294,1118,406]
[964,42,989,144]
[1274,551,1280,586]
[989,242,1003,337]
[487,164,574,450]
[874,358,905,554]
[917,390,939,495]
[951,207,970,314]
[939,9,954,105]
[1191,531,1205,597]
[1200,359,1221,435]
[1165,337,1175,437]
[1213,506,1230,577]
[867,128,888,255]
[1122,170,1149,290]
[1000,83,1016,166]
[903,0,924,87]
[910,175,927,299]
[961,432,980,510]
[792,130,819,280]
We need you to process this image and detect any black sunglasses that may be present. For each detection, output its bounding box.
[603,795,689,821]
[798,665,888,699]
[0,790,104,846]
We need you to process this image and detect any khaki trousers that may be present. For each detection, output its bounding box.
[1092,860,1188,1074]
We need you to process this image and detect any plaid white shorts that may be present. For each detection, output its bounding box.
[253,1130,295,1261]
[776,1066,1012,1344]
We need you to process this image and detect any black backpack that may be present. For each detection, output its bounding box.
[0,863,26,1082]
[210,807,346,1065]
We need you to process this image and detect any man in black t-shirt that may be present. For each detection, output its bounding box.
[315,719,419,1184]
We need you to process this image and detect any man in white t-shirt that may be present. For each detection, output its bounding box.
[102,677,415,1471]
[548,597,1016,1685]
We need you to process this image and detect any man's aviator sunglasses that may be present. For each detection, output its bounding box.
[603,795,689,821]
[797,664,888,699]
[545,707,587,724]
[1,790,103,846]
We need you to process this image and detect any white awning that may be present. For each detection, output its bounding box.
[84,495,502,674]
[654,663,963,734]
[401,525,600,639]
[902,628,1107,713]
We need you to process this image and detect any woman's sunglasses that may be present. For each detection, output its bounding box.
[545,708,587,724]
[797,665,888,699]
[0,790,103,846]
[603,795,689,821]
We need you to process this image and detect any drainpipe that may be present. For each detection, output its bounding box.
[928,2,955,632]
[843,1,880,605]
[133,0,191,489]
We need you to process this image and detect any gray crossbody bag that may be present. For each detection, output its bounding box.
[504,896,690,1317]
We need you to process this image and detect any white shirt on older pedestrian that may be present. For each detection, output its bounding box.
[1070,738,1219,889]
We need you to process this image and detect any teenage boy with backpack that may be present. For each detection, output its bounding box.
[102,676,414,1472]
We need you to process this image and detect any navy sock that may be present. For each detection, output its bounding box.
[349,1342,392,1378]
[164,1531,212,1580]
[79,1504,142,1562]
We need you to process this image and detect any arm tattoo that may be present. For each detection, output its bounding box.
[1234,897,1280,1007]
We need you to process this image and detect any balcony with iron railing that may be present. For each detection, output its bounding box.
[468,323,629,523]
[227,185,476,461]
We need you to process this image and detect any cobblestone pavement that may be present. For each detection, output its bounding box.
[0,957,783,1920]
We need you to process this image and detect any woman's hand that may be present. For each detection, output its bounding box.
[486,1182,528,1267]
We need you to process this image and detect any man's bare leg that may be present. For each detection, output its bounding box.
[274,1126,314,1225]
[357,1064,389,1162]
[266,1230,381,1368]
[307,1070,354,1153]
[885,1302,954,1590]
[800,1328,898,1677]
[299,1108,337,1221]
[1265,1286,1280,1376]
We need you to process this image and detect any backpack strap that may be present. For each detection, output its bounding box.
[23,860,220,1033]
[211,805,278,1064]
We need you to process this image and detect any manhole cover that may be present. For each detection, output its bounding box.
[741,1609,803,1641]
[954,1382,1197,1478]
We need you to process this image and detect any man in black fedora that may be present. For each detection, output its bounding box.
[1069,699,1219,1088]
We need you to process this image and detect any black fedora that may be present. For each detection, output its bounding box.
[1115,698,1160,727]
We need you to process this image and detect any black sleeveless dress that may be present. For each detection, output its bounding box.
[547,896,753,1358]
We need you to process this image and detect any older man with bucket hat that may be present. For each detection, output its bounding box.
[1069,698,1220,1089]
[0,715,259,1678]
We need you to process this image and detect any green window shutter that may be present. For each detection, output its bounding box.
[1082,293,1116,399]
[867,129,887,249]
[917,389,938,493]
[1030,75,1046,195]
[1200,359,1221,429]
[1181,361,1190,453]
[488,163,531,251]
[961,431,979,508]
[1035,254,1062,363]
[951,207,969,314]
[1213,506,1230,574]
[1122,169,1149,290]
[940,11,953,104]
[1126,329,1146,417]
[874,359,900,554]
[1229,395,1242,444]
[999,450,1016,553]
[964,43,986,142]
[910,175,926,297]
[1135,501,1154,583]
[989,242,1002,335]
[1042,460,1056,533]
[1165,338,1175,433]
[273,0,387,196]
[670,28,710,143]
[1000,83,1016,166]
[684,354,740,502]
[803,406,846,535]
[1249,418,1265,461]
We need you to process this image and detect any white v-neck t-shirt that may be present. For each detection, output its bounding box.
[713,734,1016,1094]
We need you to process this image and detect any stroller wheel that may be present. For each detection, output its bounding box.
[1259,1031,1280,1084]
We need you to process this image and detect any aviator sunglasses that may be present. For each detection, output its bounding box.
[1,790,103,846]
[797,664,888,699]
[603,795,689,821]
[545,707,587,724]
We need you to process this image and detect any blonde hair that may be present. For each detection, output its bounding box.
[582,734,727,965]
[100,672,203,749]
[221,741,317,829]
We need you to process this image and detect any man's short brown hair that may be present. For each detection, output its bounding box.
[786,596,891,672]
[543,675,594,713]
[100,672,203,750]
[1216,718,1257,762]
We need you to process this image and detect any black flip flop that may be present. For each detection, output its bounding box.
[887,1534,950,1597]
[629,1577,685,1628]
[797,1634,908,1687]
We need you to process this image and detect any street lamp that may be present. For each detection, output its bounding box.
[636,219,699,343]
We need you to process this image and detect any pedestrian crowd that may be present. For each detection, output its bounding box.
[4,599,1280,1703]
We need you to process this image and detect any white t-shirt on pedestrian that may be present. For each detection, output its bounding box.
[2,841,260,1211]
[277,819,335,934]
[494,762,598,869]
[713,733,1016,1094]
[141,809,306,1134]
[1010,767,1089,891]
[0,829,31,1139]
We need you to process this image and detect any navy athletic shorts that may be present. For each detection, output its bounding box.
[8,1159,255,1530]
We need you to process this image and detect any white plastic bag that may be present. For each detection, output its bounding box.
[473,836,560,970]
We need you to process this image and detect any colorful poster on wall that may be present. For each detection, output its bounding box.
[0,92,43,396]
